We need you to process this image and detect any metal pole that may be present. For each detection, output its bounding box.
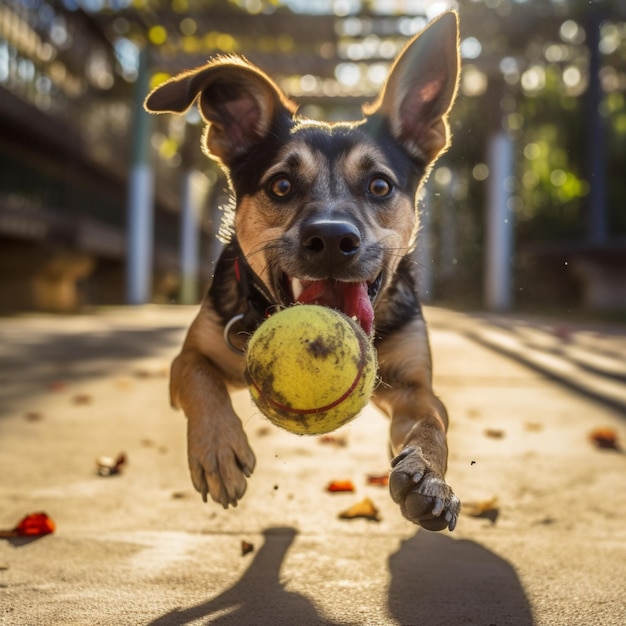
[126,47,154,305]
[484,131,514,311]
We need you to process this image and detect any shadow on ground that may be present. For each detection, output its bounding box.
[148,527,534,626]
[148,527,339,626]
[0,324,185,411]
[388,531,535,625]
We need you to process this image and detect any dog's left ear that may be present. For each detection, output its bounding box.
[366,11,460,164]
[145,57,296,164]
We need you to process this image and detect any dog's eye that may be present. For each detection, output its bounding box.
[269,176,292,198]
[369,177,392,197]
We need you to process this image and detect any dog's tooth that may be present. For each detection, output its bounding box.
[291,278,303,301]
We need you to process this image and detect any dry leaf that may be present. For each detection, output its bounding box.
[0,512,55,538]
[589,427,620,450]
[552,325,572,341]
[524,422,544,432]
[484,428,505,439]
[96,452,127,476]
[24,411,43,422]
[48,381,66,392]
[241,540,254,556]
[338,497,381,522]
[326,480,355,493]
[72,394,92,405]
[318,434,348,447]
[366,473,389,487]
[134,367,168,379]
[463,496,499,524]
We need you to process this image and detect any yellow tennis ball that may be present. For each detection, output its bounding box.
[244,305,377,435]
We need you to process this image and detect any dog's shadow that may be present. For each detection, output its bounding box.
[148,527,339,626]
[149,526,534,626]
[388,531,535,625]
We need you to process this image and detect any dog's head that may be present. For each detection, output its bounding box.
[146,12,459,335]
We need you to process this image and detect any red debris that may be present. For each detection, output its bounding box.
[0,512,56,538]
[366,473,389,487]
[326,480,355,493]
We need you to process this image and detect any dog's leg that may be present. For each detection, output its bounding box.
[374,316,460,531]
[170,318,256,508]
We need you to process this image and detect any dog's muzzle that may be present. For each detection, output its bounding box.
[276,218,384,336]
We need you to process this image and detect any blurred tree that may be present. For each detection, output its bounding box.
[431,0,626,309]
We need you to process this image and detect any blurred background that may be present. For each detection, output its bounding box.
[0,0,624,317]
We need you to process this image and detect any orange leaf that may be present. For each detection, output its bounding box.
[463,497,499,524]
[338,497,380,521]
[589,427,620,450]
[326,480,355,493]
[241,540,254,556]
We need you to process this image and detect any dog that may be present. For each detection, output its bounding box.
[145,11,461,531]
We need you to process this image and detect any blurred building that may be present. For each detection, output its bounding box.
[1,0,625,314]
[0,0,190,310]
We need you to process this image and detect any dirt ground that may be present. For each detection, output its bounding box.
[0,305,624,625]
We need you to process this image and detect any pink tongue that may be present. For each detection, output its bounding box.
[296,280,374,335]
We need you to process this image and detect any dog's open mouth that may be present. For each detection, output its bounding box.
[286,275,382,336]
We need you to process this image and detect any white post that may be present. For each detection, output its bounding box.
[484,131,514,311]
[126,165,154,304]
[439,180,457,280]
[179,170,206,304]
[126,48,153,305]
[416,189,434,303]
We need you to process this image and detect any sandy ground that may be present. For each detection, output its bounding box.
[0,305,624,625]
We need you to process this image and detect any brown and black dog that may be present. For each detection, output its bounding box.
[145,11,461,531]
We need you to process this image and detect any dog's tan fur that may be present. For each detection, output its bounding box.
[147,12,461,530]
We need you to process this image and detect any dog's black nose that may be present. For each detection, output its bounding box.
[300,220,361,266]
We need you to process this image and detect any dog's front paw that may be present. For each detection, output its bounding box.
[389,447,460,531]
[187,417,256,509]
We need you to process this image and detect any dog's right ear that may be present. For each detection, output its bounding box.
[145,57,296,164]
